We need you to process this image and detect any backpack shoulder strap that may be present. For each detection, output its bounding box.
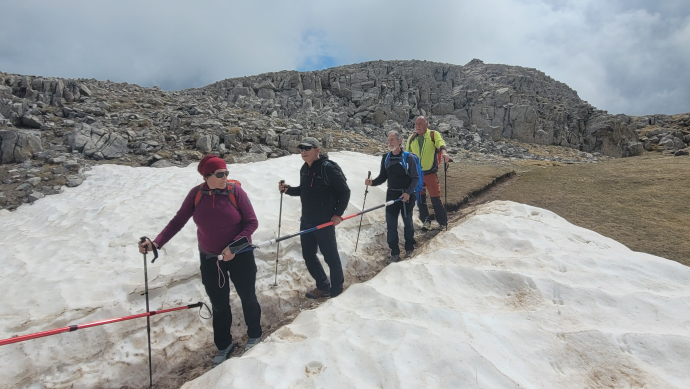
[227,180,239,209]
[320,160,330,186]
[430,130,435,142]
[193,184,204,209]
[400,151,409,171]
[320,160,345,186]
[406,133,416,151]
[384,152,391,168]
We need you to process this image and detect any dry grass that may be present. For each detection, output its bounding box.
[441,153,690,266]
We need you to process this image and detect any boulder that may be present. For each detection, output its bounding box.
[234,153,267,164]
[28,191,45,202]
[257,89,275,99]
[66,175,84,187]
[196,135,219,153]
[0,130,43,164]
[78,84,92,97]
[21,114,43,129]
[151,159,174,168]
[67,124,128,159]
[625,142,644,157]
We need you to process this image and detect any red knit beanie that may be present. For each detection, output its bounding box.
[198,155,227,176]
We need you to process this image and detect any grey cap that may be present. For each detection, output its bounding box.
[298,137,321,148]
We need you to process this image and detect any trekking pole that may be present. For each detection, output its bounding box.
[139,237,158,388]
[274,181,285,286]
[444,162,449,231]
[251,199,403,250]
[204,199,405,261]
[354,171,371,252]
[0,302,208,347]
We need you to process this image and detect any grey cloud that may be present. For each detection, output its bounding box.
[0,0,688,116]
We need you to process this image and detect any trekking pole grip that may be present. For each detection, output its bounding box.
[139,236,159,263]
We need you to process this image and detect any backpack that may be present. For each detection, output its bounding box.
[319,160,346,186]
[193,179,241,210]
[384,151,424,197]
[408,130,442,167]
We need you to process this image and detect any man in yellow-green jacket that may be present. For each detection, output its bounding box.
[406,116,453,230]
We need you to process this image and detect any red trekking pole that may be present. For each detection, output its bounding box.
[0,302,206,347]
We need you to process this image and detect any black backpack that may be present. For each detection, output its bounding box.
[319,160,346,186]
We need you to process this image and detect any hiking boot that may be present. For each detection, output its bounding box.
[405,250,414,258]
[438,224,447,230]
[330,289,342,298]
[244,337,261,352]
[212,343,235,368]
[390,254,401,263]
[306,287,330,299]
[421,220,431,231]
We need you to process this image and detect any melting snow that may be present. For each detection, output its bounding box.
[1,152,689,388]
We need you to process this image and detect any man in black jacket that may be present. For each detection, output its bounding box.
[365,131,419,262]
[279,137,351,298]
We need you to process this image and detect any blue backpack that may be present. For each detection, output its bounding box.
[384,151,424,197]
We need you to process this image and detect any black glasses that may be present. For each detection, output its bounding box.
[206,171,229,178]
[299,146,313,151]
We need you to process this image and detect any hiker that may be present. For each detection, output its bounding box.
[278,137,351,299]
[406,116,453,230]
[138,155,262,368]
[365,130,420,262]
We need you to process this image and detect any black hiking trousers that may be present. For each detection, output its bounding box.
[300,222,344,297]
[385,190,416,255]
[199,250,262,351]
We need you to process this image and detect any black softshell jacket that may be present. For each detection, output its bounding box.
[286,155,351,224]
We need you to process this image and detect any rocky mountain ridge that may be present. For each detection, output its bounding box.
[1,59,688,211]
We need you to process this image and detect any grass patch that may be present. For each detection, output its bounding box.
[485,153,690,265]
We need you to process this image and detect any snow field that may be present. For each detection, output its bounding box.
[0,152,391,388]
[182,201,690,389]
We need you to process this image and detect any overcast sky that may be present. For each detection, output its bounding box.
[1,0,688,116]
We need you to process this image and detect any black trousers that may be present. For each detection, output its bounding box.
[300,222,344,296]
[418,194,448,226]
[199,250,262,350]
[385,190,416,255]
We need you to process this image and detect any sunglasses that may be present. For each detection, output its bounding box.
[298,146,314,151]
[206,171,229,178]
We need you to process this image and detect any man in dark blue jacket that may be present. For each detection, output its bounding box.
[365,131,419,262]
[279,137,351,298]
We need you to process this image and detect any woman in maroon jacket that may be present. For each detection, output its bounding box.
[138,155,262,368]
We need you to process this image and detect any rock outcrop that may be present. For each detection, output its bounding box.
[1,60,688,211]
[190,59,662,158]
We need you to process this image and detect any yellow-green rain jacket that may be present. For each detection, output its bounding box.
[405,130,446,173]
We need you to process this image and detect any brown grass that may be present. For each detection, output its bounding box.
[441,153,690,266]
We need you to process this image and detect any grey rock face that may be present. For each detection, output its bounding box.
[192,59,649,157]
[0,130,43,164]
[67,124,128,159]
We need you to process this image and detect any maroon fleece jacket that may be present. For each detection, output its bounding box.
[153,183,258,255]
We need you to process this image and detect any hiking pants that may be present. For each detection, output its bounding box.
[300,222,344,296]
[385,190,416,255]
[199,250,262,351]
[418,173,448,226]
